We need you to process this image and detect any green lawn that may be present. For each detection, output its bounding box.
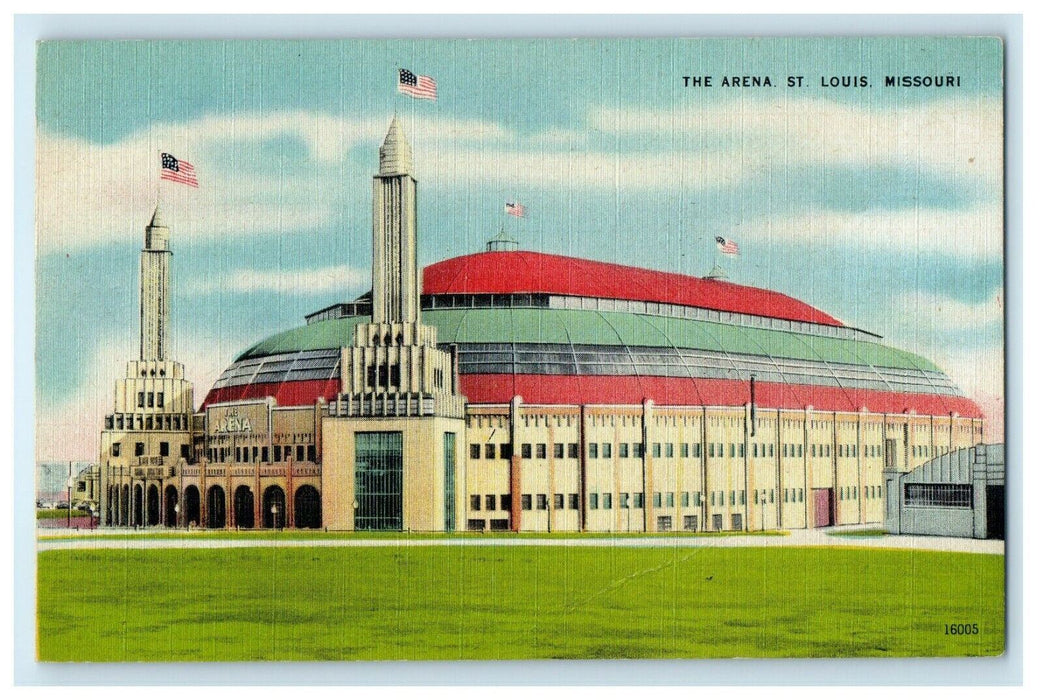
[37,546,1004,661]
[36,508,89,520]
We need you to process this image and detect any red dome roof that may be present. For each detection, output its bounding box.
[422,251,842,326]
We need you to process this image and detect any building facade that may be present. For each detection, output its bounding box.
[98,118,986,533]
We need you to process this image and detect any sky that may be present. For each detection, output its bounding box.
[34,37,1005,460]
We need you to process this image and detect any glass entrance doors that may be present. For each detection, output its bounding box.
[355,432,403,530]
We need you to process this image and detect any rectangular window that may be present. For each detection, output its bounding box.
[569,493,579,509]
[769,489,774,504]
[798,444,803,457]
[112,442,121,457]
[157,392,164,408]
[601,443,611,459]
[261,446,269,463]
[665,492,674,508]
[684,514,699,532]
[602,492,612,509]
[633,443,644,458]
[696,491,702,506]
[710,491,716,506]
[652,443,661,458]
[738,443,745,458]
[500,443,512,459]
[137,392,145,408]
[521,443,533,459]
[470,443,480,459]
[568,443,579,459]
[589,443,598,459]
[768,444,774,457]
[634,492,644,508]
[681,443,689,458]
[521,494,533,510]
[536,443,547,459]
[718,443,724,457]
[159,441,169,457]
[181,444,190,460]
[485,444,496,459]
[254,446,260,462]
[501,494,511,511]
[147,392,154,408]
[296,445,305,461]
[904,483,972,508]
[681,491,690,507]
[470,495,481,511]
[554,493,564,509]
[619,442,629,458]
[653,492,662,508]
[694,443,702,458]
[135,442,145,457]
[485,495,496,511]
[274,445,282,462]
[799,489,804,503]
[784,488,789,503]
[665,443,674,458]
[729,490,735,506]
[589,492,599,510]
[535,494,547,510]
[554,443,565,459]
[620,492,630,509]
[754,490,759,504]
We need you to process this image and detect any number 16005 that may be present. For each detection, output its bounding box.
[944,623,979,635]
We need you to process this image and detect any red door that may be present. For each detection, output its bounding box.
[813,488,834,527]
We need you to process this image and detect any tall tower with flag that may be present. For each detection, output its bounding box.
[98,205,195,528]
[321,117,466,532]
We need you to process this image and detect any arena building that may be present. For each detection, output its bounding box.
[98,118,985,533]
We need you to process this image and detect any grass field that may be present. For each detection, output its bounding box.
[37,545,1003,661]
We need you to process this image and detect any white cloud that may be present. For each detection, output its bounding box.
[185,264,368,296]
[731,203,1002,259]
[36,332,246,463]
[893,288,1004,332]
[588,97,1003,187]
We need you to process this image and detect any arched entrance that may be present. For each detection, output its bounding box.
[294,485,322,529]
[183,485,201,527]
[164,486,178,527]
[120,484,129,526]
[133,484,144,526]
[262,485,285,529]
[206,485,226,529]
[234,485,254,529]
[146,485,160,526]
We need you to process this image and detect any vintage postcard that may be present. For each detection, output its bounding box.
[35,37,1005,662]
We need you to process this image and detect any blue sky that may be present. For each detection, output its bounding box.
[35,38,1005,459]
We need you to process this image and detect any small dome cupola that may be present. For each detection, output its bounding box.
[486,227,519,252]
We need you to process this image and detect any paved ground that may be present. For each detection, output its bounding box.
[36,524,1004,554]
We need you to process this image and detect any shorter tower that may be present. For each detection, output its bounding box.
[98,206,194,527]
[322,118,466,532]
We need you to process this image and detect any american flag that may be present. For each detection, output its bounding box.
[398,69,437,101]
[715,236,740,256]
[160,153,199,188]
[505,201,526,218]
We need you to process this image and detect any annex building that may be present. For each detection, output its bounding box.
[97,118,986,533]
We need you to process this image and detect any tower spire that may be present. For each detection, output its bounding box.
[372,117,418,325]
[140,204,172,360]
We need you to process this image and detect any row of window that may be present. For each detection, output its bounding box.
[468,487,890,512]
[136,391,166,409]
[107,413,187,431]
[468,441,898,461]
[111,441,189,459]
[205,444,316,464]
[904,483,973,508]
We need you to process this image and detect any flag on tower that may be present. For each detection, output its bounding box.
[398,68,437,100]
[715,236,740,256]
[160,153,199,188]
[505,201,526,218]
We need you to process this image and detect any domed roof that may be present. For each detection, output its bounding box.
[422,251,842,326]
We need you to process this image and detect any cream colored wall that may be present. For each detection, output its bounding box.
[320,413,465,532]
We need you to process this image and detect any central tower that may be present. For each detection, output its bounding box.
[371,115,419,325]
[322,117,465,532]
